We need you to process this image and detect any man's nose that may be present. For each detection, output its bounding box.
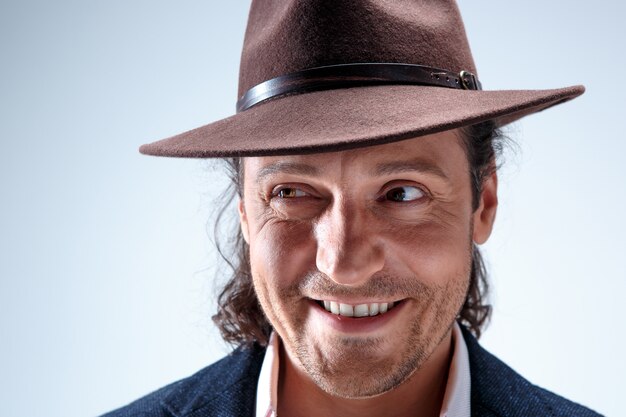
[314,201,385,286]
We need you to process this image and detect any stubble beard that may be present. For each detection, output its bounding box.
[289,266,471,399]
[294,320,428,398]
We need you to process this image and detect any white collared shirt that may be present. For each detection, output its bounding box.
[256,322,471,417]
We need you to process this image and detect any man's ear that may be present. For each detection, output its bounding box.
[238,199,250,244]
[472,171,498,244]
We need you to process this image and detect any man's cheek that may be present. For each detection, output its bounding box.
[254,221,316,281]
[386,221,471,285]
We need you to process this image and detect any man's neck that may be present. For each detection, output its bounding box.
[277,330,453,417]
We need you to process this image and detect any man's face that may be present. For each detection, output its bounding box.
[238,129,497,398]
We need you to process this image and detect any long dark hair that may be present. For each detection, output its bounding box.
[212,121,503,346]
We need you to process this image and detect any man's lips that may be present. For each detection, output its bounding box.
[308,298,407,333]
[312,299,404,317]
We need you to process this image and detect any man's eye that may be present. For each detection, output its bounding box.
[276,187,307,198]
[385,186,425,202]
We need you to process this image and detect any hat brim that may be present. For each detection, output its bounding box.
[139,84,584,158]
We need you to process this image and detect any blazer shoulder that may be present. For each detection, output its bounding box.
[100,343,266,417]
[99,380,177,417]
[461,326,603,417]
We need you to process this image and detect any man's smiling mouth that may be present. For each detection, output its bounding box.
[314,300,401,317]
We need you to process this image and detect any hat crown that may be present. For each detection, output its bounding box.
[238,0,477,97]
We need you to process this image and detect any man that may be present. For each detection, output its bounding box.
[103,1,601,416]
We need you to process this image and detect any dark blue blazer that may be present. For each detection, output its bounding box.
[102,326,602,417]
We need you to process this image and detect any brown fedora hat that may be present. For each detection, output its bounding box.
[139,0,584,158]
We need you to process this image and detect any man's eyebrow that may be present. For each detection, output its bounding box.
[256,161,320,183]
[254,159,449,183]
[373,159,450,181]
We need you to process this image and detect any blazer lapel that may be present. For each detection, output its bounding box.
[160,344,266,417]
[462,325,557,417]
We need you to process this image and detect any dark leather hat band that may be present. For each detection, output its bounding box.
[236,63,482,112]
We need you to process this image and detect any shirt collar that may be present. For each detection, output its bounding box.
[255,331,280,417]
[256,322,471,417]
[440,321,471,417]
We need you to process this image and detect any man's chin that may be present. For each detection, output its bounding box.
[308,356,419,399]
[295,336,422,399]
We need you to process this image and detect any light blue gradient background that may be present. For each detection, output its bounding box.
[1,1,623,416]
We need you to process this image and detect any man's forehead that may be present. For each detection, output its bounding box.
[243,129,465,181]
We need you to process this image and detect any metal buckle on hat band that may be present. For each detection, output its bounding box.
[460,70,482,90]
[237,63,482,112]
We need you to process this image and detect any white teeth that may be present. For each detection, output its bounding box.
[354,304,369,317]
[369,303,379,316]
[321,300,398,317]
[339,303,354,317]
